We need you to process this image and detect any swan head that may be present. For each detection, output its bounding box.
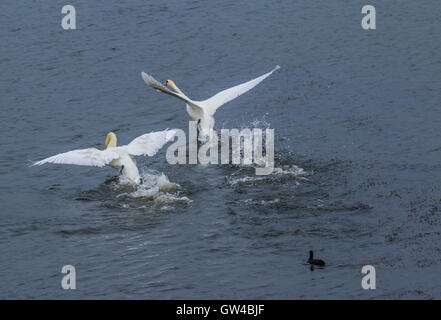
[164,80,176,88]
[105,132,117,148]
[164,80,183,95]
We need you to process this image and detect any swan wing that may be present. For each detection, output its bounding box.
[141,72,204,113]
[201,65,280,116]
[32,148,119,167]
[126,129,176,157]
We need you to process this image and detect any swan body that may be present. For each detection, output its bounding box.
[141,65,280,141]
[32,130,176,184]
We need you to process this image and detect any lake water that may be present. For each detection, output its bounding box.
[1,0,440,299]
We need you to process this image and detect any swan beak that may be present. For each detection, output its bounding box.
[163,81,168,86]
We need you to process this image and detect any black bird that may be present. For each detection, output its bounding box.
[308,250,325,266]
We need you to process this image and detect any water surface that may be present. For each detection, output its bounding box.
[1,0,441,299]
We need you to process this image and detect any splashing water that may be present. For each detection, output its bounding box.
[116,169,191,204]
[226,164,309,187]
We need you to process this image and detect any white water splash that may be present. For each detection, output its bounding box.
[116,169,191,204]
[227,165,309,187]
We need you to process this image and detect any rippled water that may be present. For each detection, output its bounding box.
[1,0,441,299]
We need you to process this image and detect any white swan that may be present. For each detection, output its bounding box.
[32,130,176,184]
[141,65,280,141]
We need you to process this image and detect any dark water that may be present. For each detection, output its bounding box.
[1,0,441,299]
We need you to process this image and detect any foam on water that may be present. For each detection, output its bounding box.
[238,198,281,206]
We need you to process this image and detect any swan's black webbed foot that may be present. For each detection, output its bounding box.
[139,178,143,184]
[119,165,124,174]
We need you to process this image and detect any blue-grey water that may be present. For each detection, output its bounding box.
[1,0,441,299]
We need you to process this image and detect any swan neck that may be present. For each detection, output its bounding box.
[105,132,117,148]
[169,82,184,95]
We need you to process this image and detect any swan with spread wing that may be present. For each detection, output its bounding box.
[141,65,280,141]
[32,130,176,184]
